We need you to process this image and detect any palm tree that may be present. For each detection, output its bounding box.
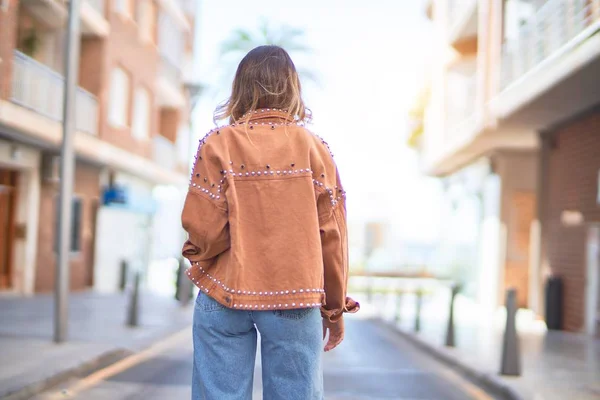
[218,18,318,86]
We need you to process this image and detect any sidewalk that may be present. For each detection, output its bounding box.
[358,289,600,400]
[0,291,193,400]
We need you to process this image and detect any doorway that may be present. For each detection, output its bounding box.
[86,199,99,287]
[0,169,17,289]
[505,191,536,308]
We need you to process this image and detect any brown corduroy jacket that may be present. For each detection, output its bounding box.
[181,109,359,322]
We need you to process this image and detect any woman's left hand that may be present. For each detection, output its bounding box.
[322,316,345,352]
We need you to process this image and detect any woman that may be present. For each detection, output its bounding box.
[182,45,359,400]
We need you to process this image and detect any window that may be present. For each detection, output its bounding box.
[132,87,151,140]
[138,0,157,43]
[54,197,83,253]
[158,13,183,66]
[114,0,134,17]
[108,67,130,128]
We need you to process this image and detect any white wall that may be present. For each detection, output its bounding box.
[94,173,154,292]
[93,171,186,293]
[93,206,152,293]
[151,185,186,260]
[476,173,503,311]
[435,159,494,296]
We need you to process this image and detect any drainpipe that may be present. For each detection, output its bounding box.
[533,131,550,318]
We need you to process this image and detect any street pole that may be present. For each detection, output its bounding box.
[180,83,202,302]
[55,0,81,343]
[184,82,203,167]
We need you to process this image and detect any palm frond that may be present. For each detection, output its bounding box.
[218,19,317,84]
[278,26,304,42]
[220,28,257,56]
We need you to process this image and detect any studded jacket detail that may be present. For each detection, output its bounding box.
[181,109,359,322]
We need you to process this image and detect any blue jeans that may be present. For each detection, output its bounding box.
[192,292,324,400]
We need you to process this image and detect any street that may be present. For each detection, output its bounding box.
[33,317,496,400]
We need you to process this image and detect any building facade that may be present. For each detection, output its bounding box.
[410,0,600,333]
[0,0,197,295]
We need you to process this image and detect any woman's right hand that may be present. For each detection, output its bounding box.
[322,317,345,352]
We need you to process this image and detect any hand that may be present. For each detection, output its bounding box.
[322,316,345,352]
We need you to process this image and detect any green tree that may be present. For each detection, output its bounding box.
[219,18,318,85]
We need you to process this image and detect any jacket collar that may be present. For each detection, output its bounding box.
[241,108,295,123]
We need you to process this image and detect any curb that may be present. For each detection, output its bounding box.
[1,324,192,400]
[374,319,524,400]
[1,349,132,400]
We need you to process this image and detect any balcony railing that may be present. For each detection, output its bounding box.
[501,0,600,89]
[20,0,106,25]
[153,135,184,170]
[158,13,184,69]
[11,50,99,135]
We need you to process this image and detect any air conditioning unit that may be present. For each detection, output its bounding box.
[41,154,60,183]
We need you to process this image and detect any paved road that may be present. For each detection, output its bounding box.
[34,317,495,400]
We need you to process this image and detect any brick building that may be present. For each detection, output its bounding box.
[541,108,600,332]
[409,0,600,333]
[0,0,197,294]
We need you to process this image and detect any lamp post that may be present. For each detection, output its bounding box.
[184,82,203,167]
[55,0,81,343]
[176,82,203,305]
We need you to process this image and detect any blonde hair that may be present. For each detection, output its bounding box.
[214,45,311,125]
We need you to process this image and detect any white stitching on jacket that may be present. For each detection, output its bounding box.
[187,264,324,297]
[189,125,347,207]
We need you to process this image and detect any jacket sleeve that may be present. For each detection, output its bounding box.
[181,137,230,263]
[318,167,360,323]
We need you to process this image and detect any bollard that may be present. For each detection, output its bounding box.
[175,258,183,301]
[395,290,403,324]
[414,288,423,332]
[176,258,192,307]
[119,260,128,291]
[445,283,460,347]
[500,288,521,376]
[366,276,373,304]
[126,270,141,327]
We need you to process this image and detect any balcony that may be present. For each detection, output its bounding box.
[492,0,600,132]
[153,135,187,171]
[19,0,66,29]
[156,12,186,108]
[81,0,110,37]
[10,50,99,135]
[416,64,490,176]
[156,0,192,31]
[501,0,600,89]
[156,57,185,108]
[20,0,109,37]
[447,0,478,45]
